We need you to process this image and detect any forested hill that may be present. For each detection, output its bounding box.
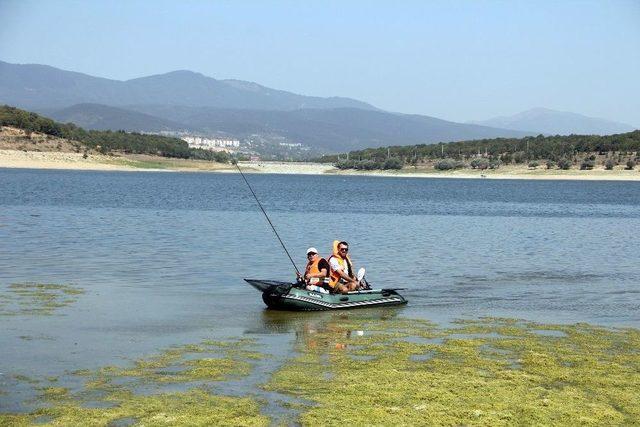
[317,131,640,170]
[0,105,229,162]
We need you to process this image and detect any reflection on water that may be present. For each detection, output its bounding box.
[256,308,402,353]
[1,169,640,413]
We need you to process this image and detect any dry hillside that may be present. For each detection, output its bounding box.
[0,126,89,153]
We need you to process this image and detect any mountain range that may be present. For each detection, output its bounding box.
[2,60,634,154]
[0,60,375,111]
[469,108,636,136]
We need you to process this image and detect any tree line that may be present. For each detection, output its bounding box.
[319,131,640,170]
[0,105,230,163]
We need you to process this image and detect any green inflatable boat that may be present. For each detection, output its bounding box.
[245,279,408,311]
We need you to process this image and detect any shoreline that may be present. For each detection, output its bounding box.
[1,149,640,181]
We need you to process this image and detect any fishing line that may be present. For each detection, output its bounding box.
[234,162,301,275]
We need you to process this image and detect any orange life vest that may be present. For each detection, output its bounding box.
[328,240,354,287]
[306,257,329,285]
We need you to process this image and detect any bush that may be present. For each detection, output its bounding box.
[434,159,465,170]
[500,152,513,164]
[512,151,528,164]
[383,157,403,170]
[557,158,572,170]
[604,159,615,170]
[470,158,489,170]
[358,160,382,170]
[580,159,595,170]
[335,159,356,169]
[528,161,539,169]
[546,160,556,170]
[336,158,396,170]
[625,159,635,170]
[489,159,502,169]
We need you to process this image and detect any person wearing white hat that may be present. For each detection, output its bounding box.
[297,247,330,291]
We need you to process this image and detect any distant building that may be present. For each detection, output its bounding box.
[182,136,240,151]
[279,142,303,148]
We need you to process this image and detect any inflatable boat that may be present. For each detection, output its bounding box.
[245,279,407,311]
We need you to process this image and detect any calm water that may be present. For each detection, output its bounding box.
[1,168,639,411]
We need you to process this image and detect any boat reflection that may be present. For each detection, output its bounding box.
[246,307,403,352]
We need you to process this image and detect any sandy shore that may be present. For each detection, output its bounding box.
[328,165,640,181]
[0,150,141,171]
[238,161,335,175]
[241,160,640,181]
[0,150,235,172]
[1,149,639,181]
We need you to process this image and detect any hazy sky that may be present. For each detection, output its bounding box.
[1,0,639,125]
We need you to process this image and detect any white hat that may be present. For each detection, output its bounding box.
[306,247,318,255]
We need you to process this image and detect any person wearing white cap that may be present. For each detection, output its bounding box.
[297,247,330,291]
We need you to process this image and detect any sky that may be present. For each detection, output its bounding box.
[1,0,639,125]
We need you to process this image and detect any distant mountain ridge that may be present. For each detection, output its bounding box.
[469,108,636,136]
[0,60,376,111]
[47,103,531,152]
[46,103,189,132]
[0,60,534,153]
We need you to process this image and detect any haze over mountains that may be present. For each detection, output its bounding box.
[0,60,374,111]
[469,108,636,136]
[2,60,633,154]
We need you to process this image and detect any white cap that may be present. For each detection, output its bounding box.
[306,247,318,255]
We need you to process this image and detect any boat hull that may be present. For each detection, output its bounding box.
[245,279,407,311]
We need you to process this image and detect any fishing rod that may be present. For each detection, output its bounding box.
[234,161,301,276]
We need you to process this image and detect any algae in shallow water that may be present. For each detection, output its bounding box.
[4,316,639,426]
[21,389,268,426]
[0,283,84,316]
[3,338,270,426]
[82,338,258,387]
[266,317,640,426]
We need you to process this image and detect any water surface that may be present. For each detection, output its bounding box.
[1,168,639,412]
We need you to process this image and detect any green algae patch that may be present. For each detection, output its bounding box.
[0,283,85,316]
[0,414,33,426]
[182,357,251,380]
[2,338,270,426]
[265,317,640,425]
[23,389,267,426]
[40,387,70,401]
[83,338,259,386]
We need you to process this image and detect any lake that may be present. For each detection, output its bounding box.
[1,168,639,413]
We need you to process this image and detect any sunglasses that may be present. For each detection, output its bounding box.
[339,247,349,252]
[307,252,317,257]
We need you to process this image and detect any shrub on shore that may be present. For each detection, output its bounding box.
[581,159,596,170]
[383,157,403,170]
[605,159,616,170]
[335,157,403,171]
[557,158,572,170]
[625,159,635,170]
[434,159,465,170]
[470,158,489,170]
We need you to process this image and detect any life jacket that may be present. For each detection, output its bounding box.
[328,240,354,287]
[306,257,329,285]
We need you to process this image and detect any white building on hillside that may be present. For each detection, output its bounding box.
[182,136,240,151]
